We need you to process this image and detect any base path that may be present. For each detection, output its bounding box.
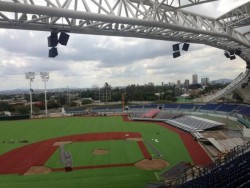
[0,132,148,175]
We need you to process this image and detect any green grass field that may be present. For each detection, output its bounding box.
[0,116,193,188]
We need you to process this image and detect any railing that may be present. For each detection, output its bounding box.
[202,69,250,103]
[163,141,250,187]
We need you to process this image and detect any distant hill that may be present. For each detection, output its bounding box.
[211,78,233,84]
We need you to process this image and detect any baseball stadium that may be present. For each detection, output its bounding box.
[0,0,250,188]
[1,103,250,188]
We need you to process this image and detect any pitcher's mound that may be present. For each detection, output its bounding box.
[92,149,109,155]
[23,166,52,175]
[135,159,169,170]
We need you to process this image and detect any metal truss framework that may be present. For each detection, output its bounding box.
[217,2,250,32]
[0,0,249,102]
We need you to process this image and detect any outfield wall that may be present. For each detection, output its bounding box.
[0,114,30,121]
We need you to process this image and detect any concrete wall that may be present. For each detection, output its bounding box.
[243,127,250,141]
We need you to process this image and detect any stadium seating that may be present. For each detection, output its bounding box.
[154,111,183,119]
[161,142,250,188]
[215,104,239,112]
[178,104,195,109]
[143,104,159,108]
[237,107,250,117]
[199,104,221,111]
[141,109,160,118]
[129,111,147,119]
[165,116,223,132]
[176,149,250,188]
[164,104,179,109]
[129,105,144,109]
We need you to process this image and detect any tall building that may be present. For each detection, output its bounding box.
[201,77,209,86]
[184,79,189,88]
[192,74,198,84]
[177,80,181,88]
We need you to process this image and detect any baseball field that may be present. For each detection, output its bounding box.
[0,116,211,188]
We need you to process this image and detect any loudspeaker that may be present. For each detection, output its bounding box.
[48,32,58,47]
[172,44,179,51]
[182,43,190,51]
[59,32,70,46]
[49,47,58,58]
[173,51,181,58]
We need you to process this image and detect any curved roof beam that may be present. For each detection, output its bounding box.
[217,1,250,29]
[0,0,249,102]
[130,0,218,10]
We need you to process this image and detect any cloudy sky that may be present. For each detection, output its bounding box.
[0,0,249,91]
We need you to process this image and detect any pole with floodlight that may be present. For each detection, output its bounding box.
[25,72,35,118]
[40,72,49,117]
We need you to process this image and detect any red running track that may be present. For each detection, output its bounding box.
[0,132,150,175]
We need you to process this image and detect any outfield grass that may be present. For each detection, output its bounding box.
[0,116,193,188]
[0,167,156,188]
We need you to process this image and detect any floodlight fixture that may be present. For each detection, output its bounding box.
[224,50,237,60]
[229,50,235,56]
[25,72,35,81]
[25,72,35,118]
[224,51,230,58]
[40,72,49,117]
[47,31,58,47]
[235,49,242,56]
[40,72,49,82]
[173,51,181,58]
[59,32,70,46]
[172,44,179,51]
[182,43,190,51]
[172,42,190,58]
[230,55,236,60]
[49,47,58,58]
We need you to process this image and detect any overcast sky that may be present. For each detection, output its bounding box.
[0,0,249,91]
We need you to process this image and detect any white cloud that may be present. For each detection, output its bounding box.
[0,0,248,90]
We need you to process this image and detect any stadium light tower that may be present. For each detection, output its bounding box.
[25,72,35,118]
[40,72,49,117]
